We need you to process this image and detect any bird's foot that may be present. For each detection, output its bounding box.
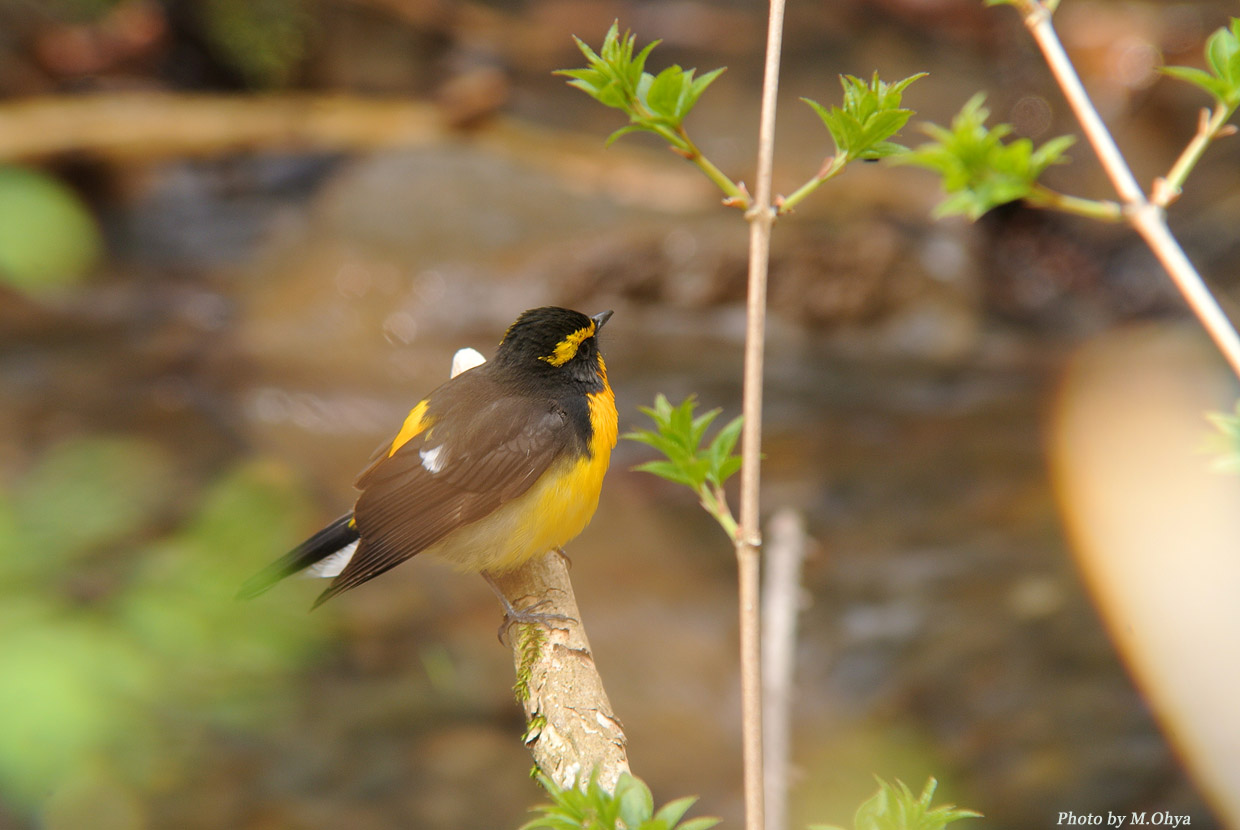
[494,598,573,645]
[482,570,575,645]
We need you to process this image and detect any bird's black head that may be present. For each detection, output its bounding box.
[495,306,612,389]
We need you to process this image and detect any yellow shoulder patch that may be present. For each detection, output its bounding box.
[389,399,433,457]
[540,322,595,367]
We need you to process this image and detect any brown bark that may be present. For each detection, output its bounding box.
[493,551,629,791]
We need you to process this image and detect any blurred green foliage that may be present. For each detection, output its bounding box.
[0,435,326,814]
[39,0,310,88]
[810,777,980,830]
[1205,402,1240,473]
[0,166,102,296]
[201,0,311,87]
[42,0,124,22]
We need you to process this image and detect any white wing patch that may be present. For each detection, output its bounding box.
[306,540,358,579]
[451,347,486,378]
[420,444,447,474]
[300,348,482,586]
[425,348,479,477]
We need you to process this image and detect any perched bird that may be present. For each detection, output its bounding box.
[238,307,617,622]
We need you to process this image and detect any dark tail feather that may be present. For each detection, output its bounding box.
[236,513,359,600]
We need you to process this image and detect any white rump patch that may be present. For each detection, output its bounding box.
[305,540,358,579]
[420,444,447,473]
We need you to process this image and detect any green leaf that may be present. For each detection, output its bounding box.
[556,23,723,146]
[864,140,913,159]
[1162,18,1240,106]
[802,97,850,157]
[646,65,685,119]
[668,396,694,441]
[810,777,980,830]
[1206,23,1240,84]
[623,395,743,536]
[1030,134,1077,169]
[1160,66,1231,101]
[569,33,603,67]
[895,93,1075,219]
[523,772,718,830]
[605,124,647,147]
[632,460,696,488]
[885,72,926,98]
[615,774,654,827]
[706,415,744,487]
[803,73,925,163]
[630,40,661,88]
[689,407,722,449]
[685,67,726,113]
[676,819,723,830]
[651,795,698,827]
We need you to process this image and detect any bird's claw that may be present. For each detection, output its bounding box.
[496,598,573,644]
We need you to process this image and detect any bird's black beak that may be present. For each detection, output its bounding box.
[592,310,614,330]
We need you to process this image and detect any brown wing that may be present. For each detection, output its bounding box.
[315,376,574,604]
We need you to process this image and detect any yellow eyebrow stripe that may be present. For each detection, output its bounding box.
[388,399,432,456]
[540,323,595,367]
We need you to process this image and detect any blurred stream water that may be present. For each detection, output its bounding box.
[1,140,1231,828]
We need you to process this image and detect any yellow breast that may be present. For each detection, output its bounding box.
[425,379,618,573]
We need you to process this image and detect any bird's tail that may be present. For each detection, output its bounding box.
[236,513,360,599]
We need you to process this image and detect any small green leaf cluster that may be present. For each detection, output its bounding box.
[521,772,719,830]
[1163,18,1240,108]
[557,23,926,211]
[1205,403,1240,474]
[803,73,927,162]
[811,777,981,830]
[625,394,742,491]
[897,93,1075,219]
[622,395,742,539]
[556,22,724,149]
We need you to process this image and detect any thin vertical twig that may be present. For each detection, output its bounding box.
[738,2,788,829]
[762,509,809,830]
[1018,2,1240,379]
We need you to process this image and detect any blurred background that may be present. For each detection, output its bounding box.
[2,0,1239,828]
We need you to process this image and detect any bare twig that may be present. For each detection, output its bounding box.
[737,2,788,829]
[762,509,809,830]
[1153,106,1240,208]
[1014,2,1240,379]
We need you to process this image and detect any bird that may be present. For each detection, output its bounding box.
[237,306,617,625]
